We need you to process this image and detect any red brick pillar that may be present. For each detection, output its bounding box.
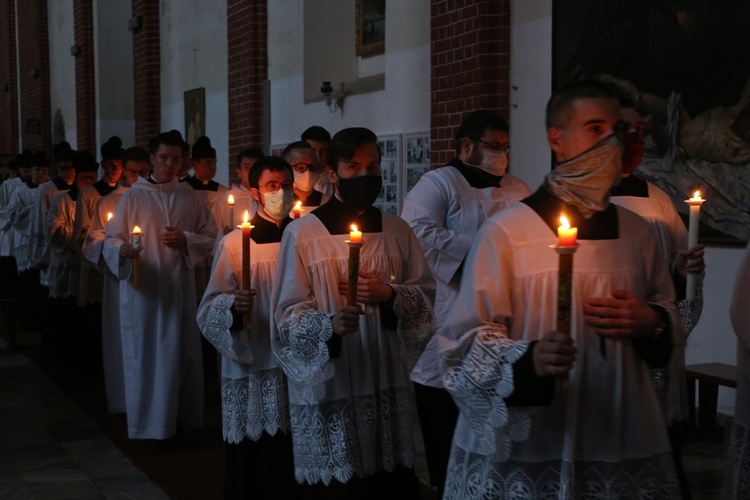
[131,0,161,149]
[73,0,96,153]
[430,1,510,168]
[0,0,19,155]
[227,0,267,185]
[17,0,51,154]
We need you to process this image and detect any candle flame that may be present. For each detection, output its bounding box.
[559,216,570,229]
[228,194,235,204]
[243,210,249,223]
[132,225,142,234]
[693,190,700,199]
[295,201,302,210]
[351,224,358,232]
[107,212,113,221]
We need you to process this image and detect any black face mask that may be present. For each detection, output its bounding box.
[337,175,382,212]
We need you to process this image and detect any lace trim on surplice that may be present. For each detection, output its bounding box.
[289,386,415,486]
[391,283,436,372]
[221,370,290,444]
[200,293,253,363]
[274,305,335,404]
[724,419,750,499]
[444,445,679,499]
[442,326,530,458]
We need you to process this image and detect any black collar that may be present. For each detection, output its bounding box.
[52,176,74,191]
[93,179,117,197]
[249,213,292,244]
[186,175,220,191]
[312,195,382,235]
[610,175,649,198]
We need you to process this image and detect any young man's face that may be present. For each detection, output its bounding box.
[150,144,183,183]
[30,167,48,184]
[462,129,510,166]
[306,139,329,172]
[18,166,32,182]
[327,141,381,182]
[236,157,257,189]
[101,159,123,184]
[548,97,622,163]
[58,162,76,184]
[76,171,98,190]
[122,160,151,187]
[192,158,217,182]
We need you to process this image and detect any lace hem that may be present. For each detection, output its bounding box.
[47,264,79,299]
[391,283,435,372]
[221,370,290,444]
[444,445,679,499]
[201,293,254,363]
[290,387,415,486]
[724,420,750,499]
[442,326,530,458]
[274,305,335,404]
[677,275,703,334]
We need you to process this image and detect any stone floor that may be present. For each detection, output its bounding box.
[0,329,733,499]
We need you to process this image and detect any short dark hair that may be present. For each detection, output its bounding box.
[454,110,509,154]
[149,131,185,155]
[122,147,150,168]
[236,148,265,168]
[301,126,331,144]
[327,127,380,174]
[247,156,293,189]
[546,80,618,129]
[282,141,314,160]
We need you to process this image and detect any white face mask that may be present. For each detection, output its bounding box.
[294,170,315,192]
[262,189,295,220]
[466,149,508,177]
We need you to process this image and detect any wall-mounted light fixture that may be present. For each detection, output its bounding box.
[320,81,351,114]
[128,15,143,32]
[70,45,81,56]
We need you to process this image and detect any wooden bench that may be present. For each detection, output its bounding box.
[685,362,737,442]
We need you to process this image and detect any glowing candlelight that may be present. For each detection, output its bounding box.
[349,224,362,244]
[239,210,254,325]
[685,190,706,301]
[107,212,113,222]
[227,194,235,227]
[131,225,143,289]
[293,201,303,219]
[557,216,578,247]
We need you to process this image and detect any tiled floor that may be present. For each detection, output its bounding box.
[0,329,732,499]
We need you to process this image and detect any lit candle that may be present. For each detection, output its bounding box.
[685,190,706,301]
[131,225,143,289]
[227,194,235,228]
[293,200,303,219]
[349,224,362,244]
[107,212,113,222]
[238,210,254,325]
[557,216,578,247]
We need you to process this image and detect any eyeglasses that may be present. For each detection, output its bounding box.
[473,138,511,154]
[258,181,293,194]
[290,163,319,173]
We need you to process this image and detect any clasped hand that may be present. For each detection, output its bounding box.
[233,288,256,313]
[583,288,661,338]
[337,271,394,305]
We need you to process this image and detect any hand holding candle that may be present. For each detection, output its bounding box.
[227,194,235,229]
[684,190,705,301]
[131,225,143,289]
[238,210,254,325]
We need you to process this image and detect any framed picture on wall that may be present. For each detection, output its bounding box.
[375,134,401,215]
[356,0,385,58]
[403,132,431,197]
[184,87,205,147]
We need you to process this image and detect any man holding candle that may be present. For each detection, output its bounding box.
[401,109,531,496]
[212,148,265,235]
[438,80,682,498]
[198,156,298,498]
[103,131,217,452]
[282,141,329,209]
[271,127,435,497]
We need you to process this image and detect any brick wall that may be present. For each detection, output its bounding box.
[227,0,267,186]
[0,0,18,156]
[131,0,161,149]
[430,1,511,168]
[74,0,96,153]
[17,0,51,155]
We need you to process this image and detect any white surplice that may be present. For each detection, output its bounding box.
[83,185,129,414]
[27,178,74,281]
[46,191,79,299]
[7,183,41,271]
[402,165,531,387]
[197,229,290,443]
[102,176,216,439]
[210,184,257,235]
[271,213,435,485]
[0,177,23,257]
[438,202,681,499]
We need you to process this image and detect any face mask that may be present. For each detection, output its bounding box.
[545,134,622,218]
[336,175,382,212]
[466,149,508,177]
[262,189,295,220]
[294,170,316,192]
[620,131,645,176]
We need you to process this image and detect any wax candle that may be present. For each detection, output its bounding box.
[293,201,303,219]
[685,190,706,301]
[107,212,113,222]
[349,224,362,244]
[239,210,254,325]
[557,216,578,247]
[227,194,235,228]
[131,225,143,289]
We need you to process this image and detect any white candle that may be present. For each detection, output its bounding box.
[227,194,235,228]
[131,225,143,289]
[684,191,705,301]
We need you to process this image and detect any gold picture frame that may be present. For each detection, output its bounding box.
[356,0,385,58]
